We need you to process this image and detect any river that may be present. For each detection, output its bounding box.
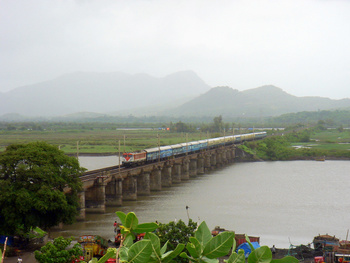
[52,157,350,249]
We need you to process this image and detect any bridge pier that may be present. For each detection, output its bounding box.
[197,155,205,175]
[137,171,151,196]
[77,191,86,220]
[211,153,217,169]
[122,175,137,201]
[181,159,190,180]
[204,154,211,172]
[227,147,235,163]
[230,147,236,162]
[189,159,197,177]
[216,150,223,167]
[150,166,162,191]
[106,178,123,206]
[162,163,173,187]
[172,163,182,183]
[85,177,106,213]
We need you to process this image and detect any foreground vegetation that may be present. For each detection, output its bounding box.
[34,212,296,263]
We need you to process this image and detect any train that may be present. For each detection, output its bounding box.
[121,131,267,167]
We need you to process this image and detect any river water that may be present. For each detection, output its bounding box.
[52,157,350,249]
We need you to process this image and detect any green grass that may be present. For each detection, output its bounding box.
[2,127,349,155]
[290,129,350,151]
[0,129,211,154]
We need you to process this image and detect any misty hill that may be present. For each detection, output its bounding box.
[165,85,350,117]
[0,71,210,116]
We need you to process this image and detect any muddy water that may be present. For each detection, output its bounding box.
[52,158,350,248]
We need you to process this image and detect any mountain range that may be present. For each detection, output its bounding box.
[0,71,210,117]
[167,85,350,118]
[1,70,350,120]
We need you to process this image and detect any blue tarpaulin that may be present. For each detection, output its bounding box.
[236,242,260,258]
[0,235,14,246]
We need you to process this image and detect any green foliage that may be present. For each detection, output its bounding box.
[180,221,234,262]
[156,219,197,251]
[34,236,83,263]
[225,236,298,263]
[171,121,195,133]
[156,219,197,262]
[243,128,350,160]
[91,211,184,263]
[251,137,294,161]
[272,109,350,127]
[87,212,298,263]
[0,142,84,236]
[284,130,310,143]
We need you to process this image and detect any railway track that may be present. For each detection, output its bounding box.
[79,165,125,182]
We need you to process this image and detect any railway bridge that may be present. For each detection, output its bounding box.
[77,144,245,220]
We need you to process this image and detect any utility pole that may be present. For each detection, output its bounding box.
[207,131,209,151]
[186,133,188,155]
[224,128,226,147]
[157,133,160,163]
[118,140,121,177]
[123,134,126,153]
[76,141,79,159]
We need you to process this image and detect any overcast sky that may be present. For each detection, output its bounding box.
[1,0,349,99]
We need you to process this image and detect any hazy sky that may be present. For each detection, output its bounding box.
[1,0,349,99]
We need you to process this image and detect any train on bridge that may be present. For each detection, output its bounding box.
[122,131,267,167]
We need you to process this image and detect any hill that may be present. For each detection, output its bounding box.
[1,71,350,120]
[165,85,350,117]
[0,71,210,116]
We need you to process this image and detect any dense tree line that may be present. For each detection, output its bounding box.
[0,142,84,236]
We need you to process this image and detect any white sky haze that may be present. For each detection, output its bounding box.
[1,0,350,99]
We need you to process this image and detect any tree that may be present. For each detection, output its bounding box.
[0,142,84,236]
[34,236,83,263]
[213,115,223,132]
[156,219,197,262]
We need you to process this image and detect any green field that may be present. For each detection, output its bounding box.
[0,128,213,154]
[291,129,350,151]
[2,125,350,155]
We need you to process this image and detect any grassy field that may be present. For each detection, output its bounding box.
[291,129,350,151]
[2,126,350,155]
[0,128,214,154]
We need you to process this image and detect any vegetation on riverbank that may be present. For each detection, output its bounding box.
[240,123,350,161]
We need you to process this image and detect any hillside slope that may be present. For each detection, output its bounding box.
[0,71,210,116]
[167,85,350,117]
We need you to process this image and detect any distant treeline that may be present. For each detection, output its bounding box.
[1,109,350,131]
[269,109,350,127]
